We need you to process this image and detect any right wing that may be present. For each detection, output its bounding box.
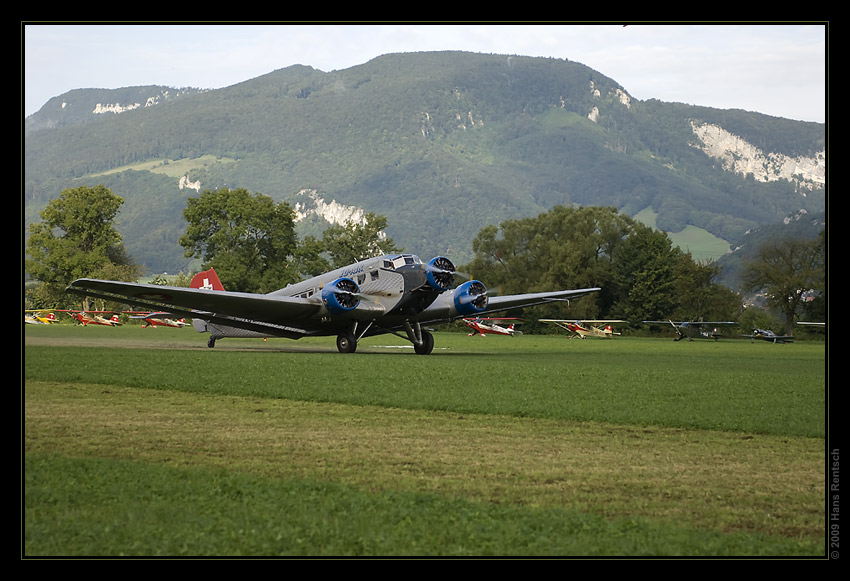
[66,278,319,339]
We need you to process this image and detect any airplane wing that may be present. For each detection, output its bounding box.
[643,321,738,326]
[480,289,599,314]
[416,287,600,325]
[540,319,625,323]
[65,278,321,339]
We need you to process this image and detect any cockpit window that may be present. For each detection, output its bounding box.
[384,254,421,270]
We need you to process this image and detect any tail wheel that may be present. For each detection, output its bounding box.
[336,332,357,353]
[414,330,434,355]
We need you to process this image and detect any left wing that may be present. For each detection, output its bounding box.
[646,320,738,325]
[483,289,600,314]
[416,287,600,324]
[540,319,625,324]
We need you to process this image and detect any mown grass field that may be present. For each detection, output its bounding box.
[23,324,828,557]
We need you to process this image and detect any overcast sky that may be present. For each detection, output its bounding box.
[23,23,827,123]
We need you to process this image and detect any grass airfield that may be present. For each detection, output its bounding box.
[24,324,827,557]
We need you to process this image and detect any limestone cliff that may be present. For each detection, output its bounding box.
[690,122,825,194]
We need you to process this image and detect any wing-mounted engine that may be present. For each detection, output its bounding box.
[453,280,489,316]
[425,256,456,291]
[321,277,361,314]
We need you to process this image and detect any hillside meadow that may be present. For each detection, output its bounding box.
[23,324,827,557]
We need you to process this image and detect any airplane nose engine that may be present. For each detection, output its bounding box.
[322,277,361,314]
[453,280,489,315]
[425,256,456,291]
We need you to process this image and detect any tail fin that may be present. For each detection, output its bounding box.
[191,268,225,291]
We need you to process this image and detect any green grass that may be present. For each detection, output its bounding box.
[23,325,828,557]
[633,207,731,261]
[89,154,237,179]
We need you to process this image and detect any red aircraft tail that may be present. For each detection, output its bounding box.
[190,268,225,291]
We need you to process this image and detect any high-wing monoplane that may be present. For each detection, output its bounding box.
[540,319,625,339]
[741,328,794,343]
[25,310,58,325]
[644,320,738,341]
[127,312,189,328]
[65,311,123,326]
[66,254,599,354]
[461,317,523,337]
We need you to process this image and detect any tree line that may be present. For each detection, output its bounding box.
[25,185,824,333]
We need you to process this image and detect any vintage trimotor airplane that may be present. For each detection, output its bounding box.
[742,328,794,343]
[540,319,625,339]
[461,317,523,337]
[66,254,599,354]
[644,320,738,342]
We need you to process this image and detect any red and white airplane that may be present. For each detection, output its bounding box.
[126,312,189,328]
[540,319,625,339]
[65,311,123,326]
[25,311,58,324]
[462,317,523,337]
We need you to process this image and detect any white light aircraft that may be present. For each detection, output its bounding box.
[67,254,599,354]
[461,317,523,337]
[540,319,625,339]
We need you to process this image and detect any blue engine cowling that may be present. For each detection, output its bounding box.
[425,256,456,291]
[453,280,489,316]
[321,278,361,314]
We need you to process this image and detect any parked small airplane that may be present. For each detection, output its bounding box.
[24,310,58,324]
[742,328,794,343]
[66,254,599,354]
[540,319,625,339]
[462,317,523,337]
[65,311,123,326]
[644,320,738,341]
[126,312,189,328]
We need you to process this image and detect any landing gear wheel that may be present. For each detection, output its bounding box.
[336,332,357,353]
[414,330,435,355]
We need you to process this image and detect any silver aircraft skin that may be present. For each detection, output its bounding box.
[67,254,599,354]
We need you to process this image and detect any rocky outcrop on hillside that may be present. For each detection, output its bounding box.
[691,122,825,193]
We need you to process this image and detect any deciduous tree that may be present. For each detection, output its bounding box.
[180,188,299,293]
[25,185,141,308]
[740,234,825,333]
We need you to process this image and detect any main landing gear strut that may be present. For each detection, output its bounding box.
[403,321,434,355]
[335,321,435,355]
[336,320,375,354]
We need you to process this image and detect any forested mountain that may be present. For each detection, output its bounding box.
[24,51,825,275]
